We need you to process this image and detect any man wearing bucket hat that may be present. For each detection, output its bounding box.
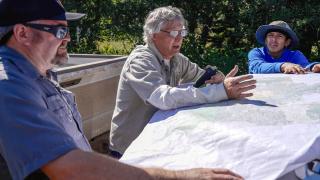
[0,0,244,180]
[248,20,320,74]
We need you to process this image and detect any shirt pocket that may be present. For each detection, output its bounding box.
[60,89,83,129]
[46,94,74,122]
[46,94,85,143]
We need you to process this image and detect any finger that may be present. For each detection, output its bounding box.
[289,67,297,74]
[226,65,238,78]
[238,92,254,98]
[237,79,257,87]
[294,67,303,74]
[216,74,225,82]
[238,84,256,93]
[232,74,254,84]
[295,65,305,74]
[216,70,226,77]
[300,70,306,74]
[283,69,289,74]
[284,68,293,74]
[218,73,225,78]
[212,73,224,80]
[211,168,243,178]
[293,66,304,74]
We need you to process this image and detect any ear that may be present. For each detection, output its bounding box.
[12,24,32,45]
[284,38,291,48]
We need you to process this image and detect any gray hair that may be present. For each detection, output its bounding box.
[143,6,186,44]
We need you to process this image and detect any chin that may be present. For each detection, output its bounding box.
[52,53,69,66]
[269,49,281,54]
[172,47,181,52]
[173,50,180,55]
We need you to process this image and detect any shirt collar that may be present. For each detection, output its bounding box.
[0,45,42,80]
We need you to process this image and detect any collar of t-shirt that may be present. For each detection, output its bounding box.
[163,58,170,68]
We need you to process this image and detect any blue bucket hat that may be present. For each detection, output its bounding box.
[0,0,85,40]
[256,20,299,48]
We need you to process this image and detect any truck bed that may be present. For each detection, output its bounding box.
[53,54,126,140]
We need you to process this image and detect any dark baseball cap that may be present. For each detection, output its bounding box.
[0,0,85,26]
[0,0,85,41]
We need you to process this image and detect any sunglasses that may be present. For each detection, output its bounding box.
[23,23,69,39]
[160,29,188,38]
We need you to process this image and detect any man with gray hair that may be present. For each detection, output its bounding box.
[110,6,256,157]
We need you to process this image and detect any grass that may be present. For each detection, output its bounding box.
[97,39,135,55]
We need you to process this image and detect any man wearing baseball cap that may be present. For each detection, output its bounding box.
[0,0,244,179]
[248,20,320,74]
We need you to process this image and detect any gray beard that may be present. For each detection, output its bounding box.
[51,52,69,66]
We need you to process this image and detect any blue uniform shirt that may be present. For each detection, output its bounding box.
[248,47,319,74]
[0,46,91,180]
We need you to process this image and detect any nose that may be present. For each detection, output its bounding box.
[268,36,277,43]
[63,32,71,42]
[175,33,183,40]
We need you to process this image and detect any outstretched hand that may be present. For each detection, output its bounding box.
[223,65,256,99]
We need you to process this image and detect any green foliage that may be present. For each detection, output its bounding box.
[182,34,248,74]
[64,0,320,74]
[97,39,134,55]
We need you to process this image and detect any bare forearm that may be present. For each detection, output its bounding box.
[144,167,244,180]
[42,149,152,180]
[143,167,178,180]
[41,150,243,180]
